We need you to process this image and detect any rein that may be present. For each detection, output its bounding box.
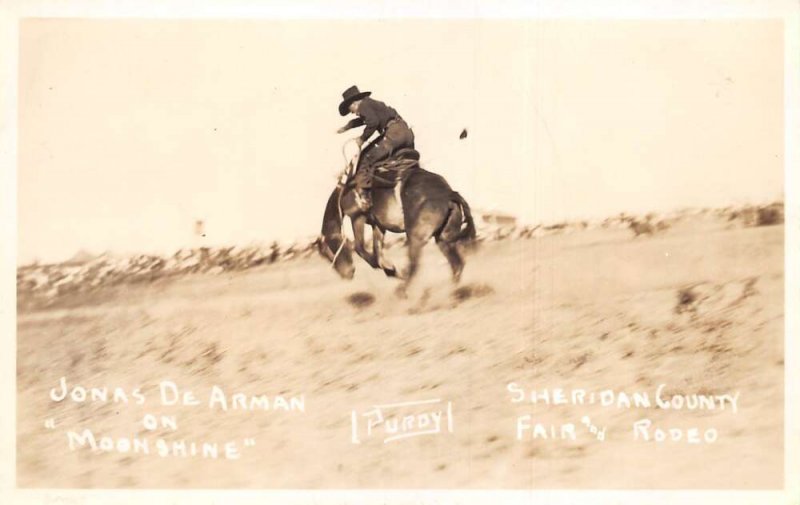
[330,233,346,268]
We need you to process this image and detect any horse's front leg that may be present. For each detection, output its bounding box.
[372,225,402,278]
[351,214,380,269]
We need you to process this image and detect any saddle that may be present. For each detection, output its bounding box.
[388,147,420,162]
[370,148,420,189]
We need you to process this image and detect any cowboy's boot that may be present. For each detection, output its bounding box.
[354,164,374,211]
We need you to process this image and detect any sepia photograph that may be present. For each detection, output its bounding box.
[2,1,798,503]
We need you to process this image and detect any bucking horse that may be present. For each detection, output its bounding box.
[317,141,476,297]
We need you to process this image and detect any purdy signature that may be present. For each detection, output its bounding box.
[351,398,454,444]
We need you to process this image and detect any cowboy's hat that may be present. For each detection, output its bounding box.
[338,85,371,116]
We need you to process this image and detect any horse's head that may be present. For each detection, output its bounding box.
[316,234,355,279]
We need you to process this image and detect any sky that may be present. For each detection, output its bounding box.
[17,19,784,264]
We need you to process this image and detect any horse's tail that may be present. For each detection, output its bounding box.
[451,191,478,250]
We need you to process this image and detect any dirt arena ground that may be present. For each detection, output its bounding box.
[16,219,784,489]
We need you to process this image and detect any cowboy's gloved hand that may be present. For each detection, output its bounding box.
[355,137,364,148]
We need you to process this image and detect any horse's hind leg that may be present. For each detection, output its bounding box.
[395,206,442,298]
[434,202,465,283]
[395,237,425,298]
[436,238,464,284]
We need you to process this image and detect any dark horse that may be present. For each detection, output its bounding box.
[317,157,476,296]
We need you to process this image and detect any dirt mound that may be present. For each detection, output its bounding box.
[675,278,758,316]
[346,291,376,308]
[452,282,496,302]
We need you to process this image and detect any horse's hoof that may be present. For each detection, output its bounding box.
[394,285,408,299]
[383,267,397,278]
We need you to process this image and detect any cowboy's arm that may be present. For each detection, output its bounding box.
[337,117,365,134]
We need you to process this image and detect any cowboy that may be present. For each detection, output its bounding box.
[336,85,415,209]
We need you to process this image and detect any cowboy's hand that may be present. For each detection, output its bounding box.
[355,137,364,148]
